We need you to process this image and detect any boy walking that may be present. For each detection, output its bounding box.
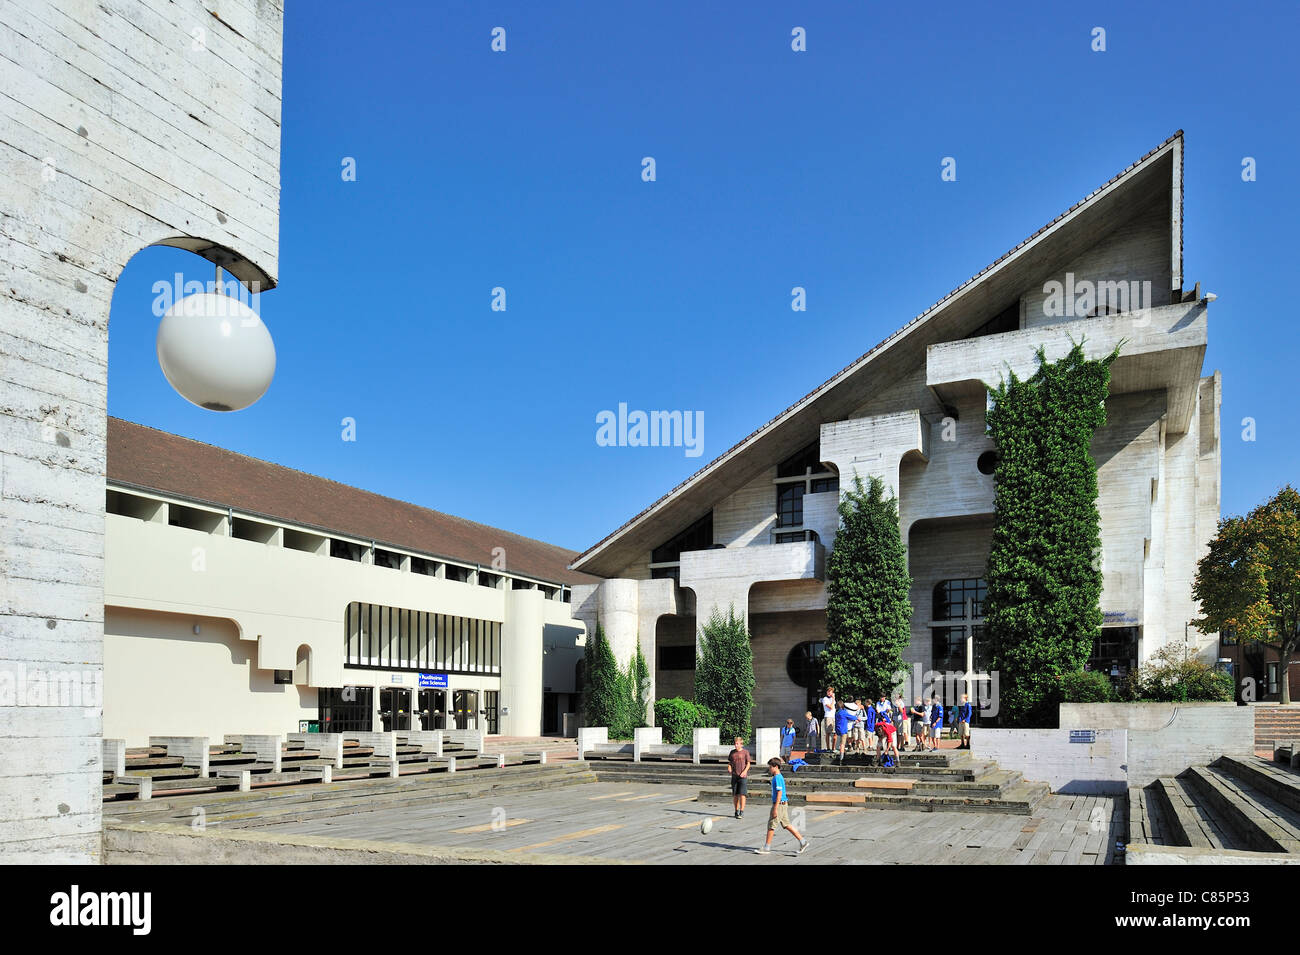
[756,757,808,855]
[728,736,752,819]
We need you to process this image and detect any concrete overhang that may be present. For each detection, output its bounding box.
[926,301,1207,434]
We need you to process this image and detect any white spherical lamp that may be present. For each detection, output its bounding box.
[156,291,276,412]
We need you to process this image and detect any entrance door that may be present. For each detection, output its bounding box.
[379,687,411,731]
[453,689,478,730]
[418,689,447,729]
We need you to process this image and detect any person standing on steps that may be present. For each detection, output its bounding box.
[820,686,837,752]
[929,695,945,750]
[958,694,973,750]
[755,757,809,855]
[728,736,752,819]
[911,697,927,752]
[780,717,797,761]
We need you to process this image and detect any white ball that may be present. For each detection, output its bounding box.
[700,818,713,834]
[157,292,276,411]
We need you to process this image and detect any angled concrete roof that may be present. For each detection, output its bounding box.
[571,132,1186,578]
[107,417,600,587]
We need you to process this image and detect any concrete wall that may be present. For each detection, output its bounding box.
[974,729,1129,795]
[0,0,284,863]
[1060,702,1253,787]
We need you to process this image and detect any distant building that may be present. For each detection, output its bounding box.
[569,133,1221,725]
[103,418,596,745]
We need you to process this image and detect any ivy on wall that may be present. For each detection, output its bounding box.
[985,340,1118,727]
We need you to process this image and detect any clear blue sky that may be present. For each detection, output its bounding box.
[108,0,1300,554]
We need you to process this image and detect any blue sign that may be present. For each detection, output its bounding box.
[419,673,448,689]
[1069,730,1097,744]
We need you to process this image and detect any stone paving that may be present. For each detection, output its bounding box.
[254,780,1123,864]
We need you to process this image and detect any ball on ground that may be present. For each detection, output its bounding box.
[700,818,713,834]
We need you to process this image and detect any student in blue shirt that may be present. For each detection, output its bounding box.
[780,718,797,761]
[756,757,808,855]
[929,695,944,748]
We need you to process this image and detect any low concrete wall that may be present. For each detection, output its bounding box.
[104,823,628,866]
[1061,703,1253,787]
[974,729,1128,794]
[1126,843,1300,866]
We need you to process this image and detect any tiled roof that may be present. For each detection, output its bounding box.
[571,131,1185,571]
[106,417,599,586]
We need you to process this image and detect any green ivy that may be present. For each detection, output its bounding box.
[985,340,1118,727]
[821,474,913,703]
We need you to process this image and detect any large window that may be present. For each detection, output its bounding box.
[1087,627,1138,687]
[774,442,838,530]
[933,578,987,621]
[930,578,989,673]
[318,686,373,733]
[344,602,501,675]
[651,512,713,565]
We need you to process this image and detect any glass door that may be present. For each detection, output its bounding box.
[379,687,411,731]
[418,689,446,729]
[453,689,478,730]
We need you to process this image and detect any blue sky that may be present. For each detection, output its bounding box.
[108,0,1300,555]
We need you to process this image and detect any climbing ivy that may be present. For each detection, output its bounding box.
[985,340,1118,727]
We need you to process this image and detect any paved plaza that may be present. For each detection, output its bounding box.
[251,781,1123,864]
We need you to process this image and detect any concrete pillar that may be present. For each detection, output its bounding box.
[578,726,607,757]
[634,727,662,762]
[693,727,720,764]
[501,588,544,736]
[755,727,780,765]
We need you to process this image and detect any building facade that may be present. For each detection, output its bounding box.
[569,133,1222,728]
[103,418,595,746]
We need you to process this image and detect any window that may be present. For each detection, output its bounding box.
[650,566,681,584]
[659,645,695,671]
[774,532,806,544]
[1268,663,1280,696]
[777,482,803,527]
[977,451,998,475]
[651,512,713,564]
[318,686,373,734]
[932,578,987,622]
[964,301,1020,339]
[785,641,825,689]
[343,601,501,675]
[778,443,822,478]
[1087,627,1138,687]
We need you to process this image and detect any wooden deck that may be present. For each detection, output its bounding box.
[249,780,1123,864]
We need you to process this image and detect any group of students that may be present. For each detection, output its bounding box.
[782,687,973,761]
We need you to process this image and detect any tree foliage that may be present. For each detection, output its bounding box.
[821,474,913,702]
[653,697,716,745]
[582,624,626,733]
[694,606,755,742]
[1193,485,1300,703]
[985,341,1117,727]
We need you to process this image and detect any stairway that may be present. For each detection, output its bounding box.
[1128,755,1300,857]
[1254,705,1300,751]
[589,749,1049,815]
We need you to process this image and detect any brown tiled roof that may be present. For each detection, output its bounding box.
[106,417,599,587]
[571,131,1185,572]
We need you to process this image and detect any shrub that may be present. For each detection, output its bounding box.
[1061,669,1114,703]
[654,697,716,746]
[1132,645,1235,703]
[695,606,755,743]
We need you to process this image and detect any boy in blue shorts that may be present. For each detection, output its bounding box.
[756,757,808,855]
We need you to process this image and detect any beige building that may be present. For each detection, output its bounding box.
[103,418,596,746]
[569,132,1222,728]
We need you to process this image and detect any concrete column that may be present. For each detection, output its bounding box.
[755,727,780,765]
[634,727,662,762]
[693,727,720,764]
[500,588,544,736]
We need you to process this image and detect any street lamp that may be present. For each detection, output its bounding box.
[156,264,276,411]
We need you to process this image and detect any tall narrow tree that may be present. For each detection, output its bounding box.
[695,606,755,742]
[821,474,913,702]
[985,341,1117,726]
[1193,485,1300,704]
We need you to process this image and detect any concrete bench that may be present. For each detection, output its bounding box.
[287,732,345,769]
[345,731,399,759]
[222,734,284,772]
[397,730,444,756]
[521,751,548,765]
[213,768,252,792]
[1274,740,1300,771]
[111,775,152,801]
[148,736,210,777]
[103,738,126,779]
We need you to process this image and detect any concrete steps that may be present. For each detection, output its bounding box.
[1254,705,1300,749]
[1127,755,1300,858]
[103,761,598,830]
[589,752,1048,815]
